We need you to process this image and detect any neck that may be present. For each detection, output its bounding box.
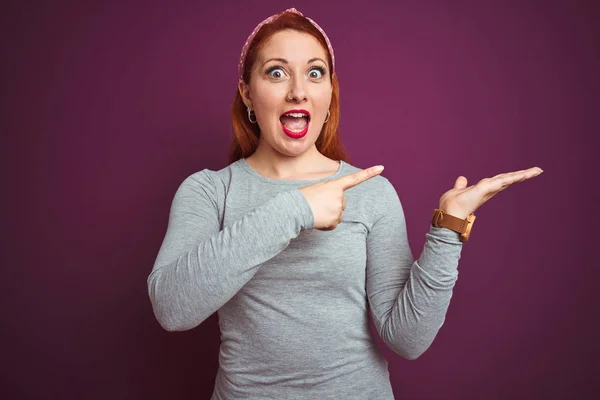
[246,142,333,180]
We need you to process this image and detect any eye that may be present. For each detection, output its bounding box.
[266,66,285,79]
[309,66,326,79]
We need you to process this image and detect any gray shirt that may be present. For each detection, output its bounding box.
[147,158,464,399]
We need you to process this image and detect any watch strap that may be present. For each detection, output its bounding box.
[431,209,470,234]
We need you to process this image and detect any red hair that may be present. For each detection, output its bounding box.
[229,11,350,164]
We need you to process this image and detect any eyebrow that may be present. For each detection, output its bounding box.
[262,57,327,66]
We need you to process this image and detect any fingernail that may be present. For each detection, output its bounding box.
[376,166,384,172]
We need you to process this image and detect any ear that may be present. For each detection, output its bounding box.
[238,79,252,109]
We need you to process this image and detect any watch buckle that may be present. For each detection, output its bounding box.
[432,209,443,226]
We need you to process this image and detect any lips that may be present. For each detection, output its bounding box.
[280,109,310,139]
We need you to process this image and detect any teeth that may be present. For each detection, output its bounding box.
[283,112,308,118]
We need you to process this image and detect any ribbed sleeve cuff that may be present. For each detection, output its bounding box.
[416,224,464,282]
[428,225,464,244]
[287,189,315,230]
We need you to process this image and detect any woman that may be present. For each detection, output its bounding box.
[147,8,542,399]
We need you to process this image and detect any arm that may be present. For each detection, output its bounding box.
[366,181,463,360]
[147,171,314,331]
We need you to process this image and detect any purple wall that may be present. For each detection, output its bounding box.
[2,0,598,399]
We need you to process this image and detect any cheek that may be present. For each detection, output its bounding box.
[315,85,333,103]
[253,81,285,105]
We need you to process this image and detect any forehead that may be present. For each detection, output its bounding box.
[259,29,328,62]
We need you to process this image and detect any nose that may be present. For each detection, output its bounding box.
[287,76,307,102]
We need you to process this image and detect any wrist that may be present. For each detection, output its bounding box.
[439,207,470,220]
[431,208,476,243]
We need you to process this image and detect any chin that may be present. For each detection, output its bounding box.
[277,143,312,158]
[269,127,318,155]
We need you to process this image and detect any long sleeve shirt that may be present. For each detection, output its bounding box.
[147,158,464,400]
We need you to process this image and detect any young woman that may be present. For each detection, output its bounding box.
[147,8,542,399]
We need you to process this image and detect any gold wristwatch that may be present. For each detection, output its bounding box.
[431,209,476,243]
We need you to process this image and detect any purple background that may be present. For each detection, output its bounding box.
[2,0,598,399]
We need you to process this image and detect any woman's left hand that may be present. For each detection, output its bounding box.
[438,166,544,219]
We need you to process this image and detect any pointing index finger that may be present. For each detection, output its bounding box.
[334,165,384,191]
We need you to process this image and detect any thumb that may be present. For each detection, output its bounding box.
[454,176,468,189]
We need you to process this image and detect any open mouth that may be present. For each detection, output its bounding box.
[279,110,311,135]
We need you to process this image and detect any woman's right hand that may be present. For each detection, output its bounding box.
[299,166,384,231]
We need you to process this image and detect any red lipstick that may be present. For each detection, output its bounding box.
[280,109,310,139]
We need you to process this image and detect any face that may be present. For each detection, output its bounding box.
[239,29,333,157]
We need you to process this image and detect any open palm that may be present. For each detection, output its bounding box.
[439,167,544,219]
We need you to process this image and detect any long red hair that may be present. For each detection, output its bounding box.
[229,11,350,164]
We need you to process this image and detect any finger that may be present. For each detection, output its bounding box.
[515,173,528,183]
[494,167,543,183]
[500,169,538,186]
[454,176,468,190]
[334,165,384,191]
[342,195,347,210]
[479,167,542,194]
[317,225,334,231]
[482,177,514,194]
[479,167,543,202]
[481,185,509,204]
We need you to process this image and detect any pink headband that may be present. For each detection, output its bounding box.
[237,8,335,81]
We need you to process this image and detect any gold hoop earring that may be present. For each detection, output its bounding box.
[324,109,330,123]
[247,105,257,124]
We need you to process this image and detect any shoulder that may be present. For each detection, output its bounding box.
[176,161,241,198]
[340,162,404,226]
[341,162,399,200]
